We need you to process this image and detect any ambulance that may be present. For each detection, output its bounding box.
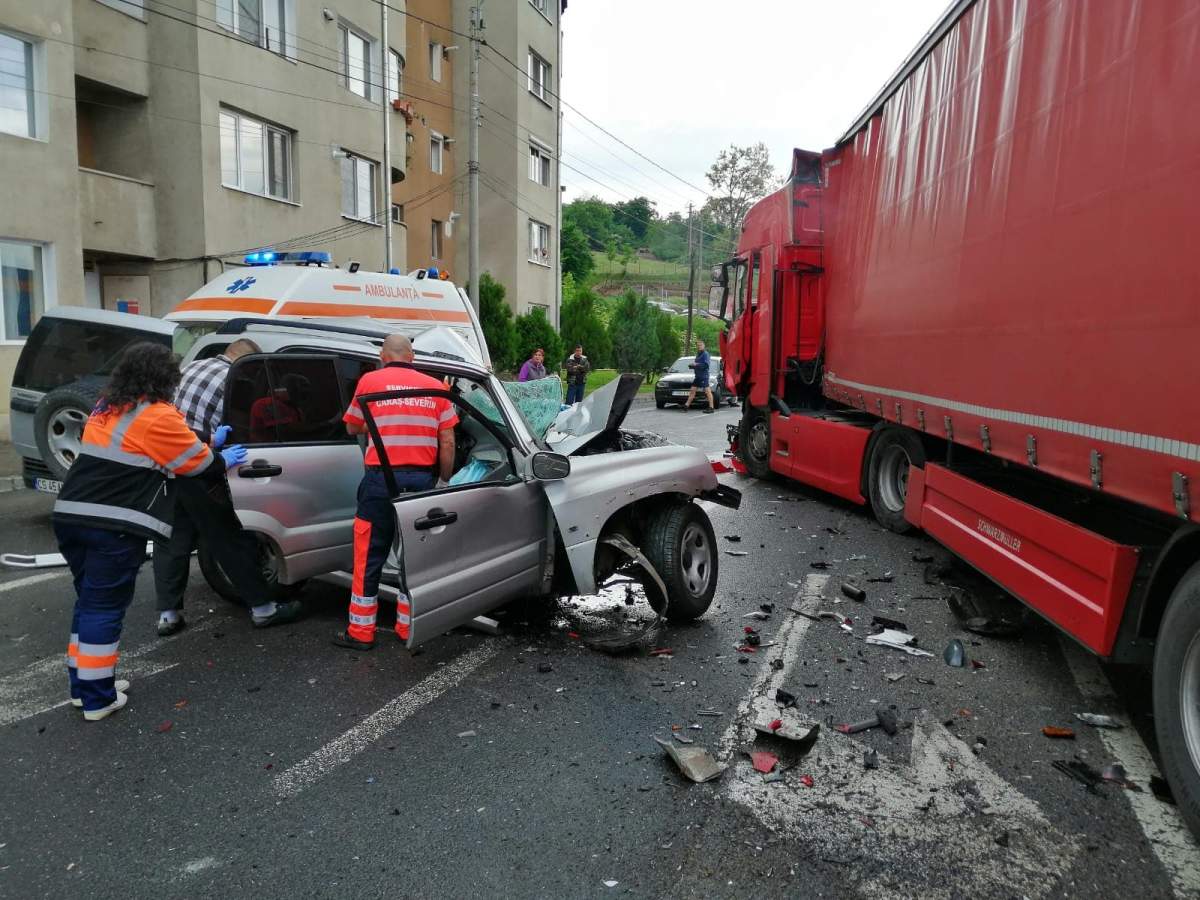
[167,251,490,366]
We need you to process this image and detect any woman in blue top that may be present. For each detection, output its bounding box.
[683,339,715,413]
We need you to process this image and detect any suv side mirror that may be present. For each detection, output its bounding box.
[530,451,570,481]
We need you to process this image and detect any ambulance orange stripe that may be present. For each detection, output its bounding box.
[173,297,277,313]
[278,301,470,323]
[333,284,361,292]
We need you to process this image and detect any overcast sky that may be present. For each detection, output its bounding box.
[558,0,950,215]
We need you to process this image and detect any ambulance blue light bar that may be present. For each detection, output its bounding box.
[243,250,332,267]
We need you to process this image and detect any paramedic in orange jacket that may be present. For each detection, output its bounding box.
[333,334,457,651]
[51,343,247,721]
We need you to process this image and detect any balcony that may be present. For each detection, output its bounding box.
[78,168,156,259]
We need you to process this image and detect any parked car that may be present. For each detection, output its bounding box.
[654,355,736,409]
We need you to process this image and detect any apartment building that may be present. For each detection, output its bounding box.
[394,0,457,278]
[0,0,406,434]
[452,0,562,324]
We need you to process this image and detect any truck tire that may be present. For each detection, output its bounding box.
[198,535,306,606]
[642,501,718,622]
[867,427,926,534]
[34,383,101,481]
[1153,560,1200,838]
[738,405,772,479]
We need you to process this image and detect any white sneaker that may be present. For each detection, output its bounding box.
[71,679,129,708]
[81,690,129,721]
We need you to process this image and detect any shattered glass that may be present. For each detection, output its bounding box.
[500,375,563,437]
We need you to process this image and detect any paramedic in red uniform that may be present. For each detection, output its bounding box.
[333,334,457,651]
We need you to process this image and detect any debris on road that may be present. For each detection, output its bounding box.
[970,659,986,670]
[655,737,724,783]
[841,582,866,602]
[156,721,173,733]
[1150,775,1176,804]
[836,709,898,736]
[1101,763,1142,791]
[1075,713,1123,729]
[1052,759,1104,793]
[912,552,934,563]
[726,550,749,557]
[943,639,967,667]
[743,611,771,621]
[649,647,674,657]
[457,730,476,738]
[866,628,934,657]
[867,572,895,583]
[809,561,831,569]
[871,615,908,631]
[742,627,762,647]
[537,662,554,674]
[1041,726,1076,740]
[603,880,619,888]
[799,774,815,788]
[673,732,695,744]
[724,534,742,542]
[696,709,723,718]
[771,658,785,671]
[863,749,879,770]
[884,672,905,683]
[749,751,779,774]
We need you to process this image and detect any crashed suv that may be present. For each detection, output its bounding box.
[174,319,740,646]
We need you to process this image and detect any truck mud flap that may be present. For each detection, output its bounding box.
[904,463,1138,656]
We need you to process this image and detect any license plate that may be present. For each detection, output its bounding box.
[34,477,62,494]
[673,390,690,396]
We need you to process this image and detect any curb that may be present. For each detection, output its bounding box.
[0,475,25,493]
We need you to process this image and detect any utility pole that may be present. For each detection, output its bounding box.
[685,203,696,350]
[467,5,482,313]
[380,0,393,271]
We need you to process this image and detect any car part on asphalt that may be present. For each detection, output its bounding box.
[1042,726,1076,739]
[841,582,866,602]
[865,628,934,657]
[943,638,967,667]
[655,737,724,783]
[1074,712,1123,729]
[748,751,779,774]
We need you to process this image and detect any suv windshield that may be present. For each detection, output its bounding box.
[668,355,720,374]
[12,317,173,394]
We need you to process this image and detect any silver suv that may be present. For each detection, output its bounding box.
[175,319,740,645]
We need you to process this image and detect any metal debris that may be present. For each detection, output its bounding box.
[1075,713,1123,729]
[655,737,725,783]
[866,629,934,657]
[841,582,866,602]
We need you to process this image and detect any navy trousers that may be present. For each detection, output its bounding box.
[565,382,585,405]
[55,523,145,712]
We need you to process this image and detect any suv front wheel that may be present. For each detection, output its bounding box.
[642,501,718,622]
[198,534,307,606]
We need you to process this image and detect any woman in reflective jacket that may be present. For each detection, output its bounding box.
[51,342,246,721]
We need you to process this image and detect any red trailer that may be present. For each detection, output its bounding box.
[716,0,1200,832]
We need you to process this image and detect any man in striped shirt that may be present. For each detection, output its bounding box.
[154,338,303,635]
[333,334,457,651]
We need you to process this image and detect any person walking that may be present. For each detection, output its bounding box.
[333,334,458,651]
[154,338,303,636]
[564,344,590,405]
[518,348,548,382]
[52,342,247,720]
[682,339,716,413]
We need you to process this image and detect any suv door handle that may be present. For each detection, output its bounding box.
[414,507,457,530]
[238,459,283,478]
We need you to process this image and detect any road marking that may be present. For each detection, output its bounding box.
[0,619,214,727]
[273,642,500,798]
[0,572,65,593]
[1060,640,1200,895]
[717,573,1077,899]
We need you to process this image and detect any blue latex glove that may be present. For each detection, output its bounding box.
[212,425,232,450]
[220,444,247,470]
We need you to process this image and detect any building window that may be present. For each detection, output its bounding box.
[387,49,404,104]
[220,109,293,201]
[341,152,377,221]
[430,133,444,174]
[339,24,373,99]
[527,49,550,102]
[528,138,551,186]
[216,0,290,55]
[429,42,443,82]
[0,240,44,341]
[0,32,35,139]
[391,203,404,224]
[530,0,548,12]
[528,219,550,265]
[431,220,443,260]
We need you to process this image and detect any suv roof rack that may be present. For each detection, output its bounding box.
[216,317,388,341]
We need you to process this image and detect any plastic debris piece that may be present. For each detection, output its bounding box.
[537,662,553,673]
[1075,713,1123,729]
[655,737,725,783]
[841,582,867,602]
[603,880,619,888]
[752,712,821,747]
[749,751,779,774]
[761,603,775,613]
[457,730,476,738]
[763,769,787,784]
[738,657,750,665]
[724,535,742,542]
[877,710,898,736]
[773,688,797,708]
[649,648,673,656]
[1042,726,1076,740]
[567,632,580,640]
[771,658,785,671]
[673,732,695,745]
[871,615,909,631]
[884,672,906,683]
[1052,759,1104,793]
[970,659,986,670]
[867,573,895,583]
[726,550,749,557]
[1101,763,1142,791]
[916,676,935,685]
[800,774,814,788]
[696,709,723,717]
[863,749,879,770]
[156,721,173,733]
[768,718,783,731]
[943,639,967,667]
[866,629,934,657]
[743,632,762,647]
[743,611,770,620]
[810,561,830,569]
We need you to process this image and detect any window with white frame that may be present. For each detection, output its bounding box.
[528,138,551,186]
[339,24,373,99]
[340,152,377,221]
[387,49,404,104]
[219,109,293,201]
[527,49,550,102]
[530,0,549,15]
[0,31,36,139]
[429,42,443,82]
[528,219,550,265]
[216,0,291,55]
[391,203,404,224]
[430,133,444,174]
[431,220,443,260]
[0,240,45,341]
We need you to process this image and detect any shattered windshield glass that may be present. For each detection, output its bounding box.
[500,375,564,438]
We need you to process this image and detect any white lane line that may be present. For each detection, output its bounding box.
[1060,640,1200,895]
[273,642,501,798]
[0,572,65,593]
[0,618,214,727]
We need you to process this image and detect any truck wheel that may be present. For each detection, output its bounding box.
[1153,561,1200,838]
[738,406,772,478]
[198,535,306,606]
[34,384,101,480]
[642,501,717,622]
[867,427,926,534]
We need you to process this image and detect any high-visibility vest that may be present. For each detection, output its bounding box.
[53,400,217,541]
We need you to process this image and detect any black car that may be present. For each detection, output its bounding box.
[654,356,736,409]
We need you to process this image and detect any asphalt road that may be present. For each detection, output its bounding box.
[1,402,1198,899]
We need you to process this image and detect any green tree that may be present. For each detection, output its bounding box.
[479,273,517,373]
[605,237,618,269]
[703,142,779,237]
[559,276,611,368]
[618,242,634,277]
[607,290,661,377]
[514,307,563,376]
[613,196,655,242]
[564,196,615,247]
[654,310,681,374]
[560,221,594,282]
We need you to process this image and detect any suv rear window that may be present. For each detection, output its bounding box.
[12,317,173,394]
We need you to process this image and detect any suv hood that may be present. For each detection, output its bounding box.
[544,374,643,456]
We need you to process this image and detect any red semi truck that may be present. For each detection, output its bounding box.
[716,0,1200,831]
